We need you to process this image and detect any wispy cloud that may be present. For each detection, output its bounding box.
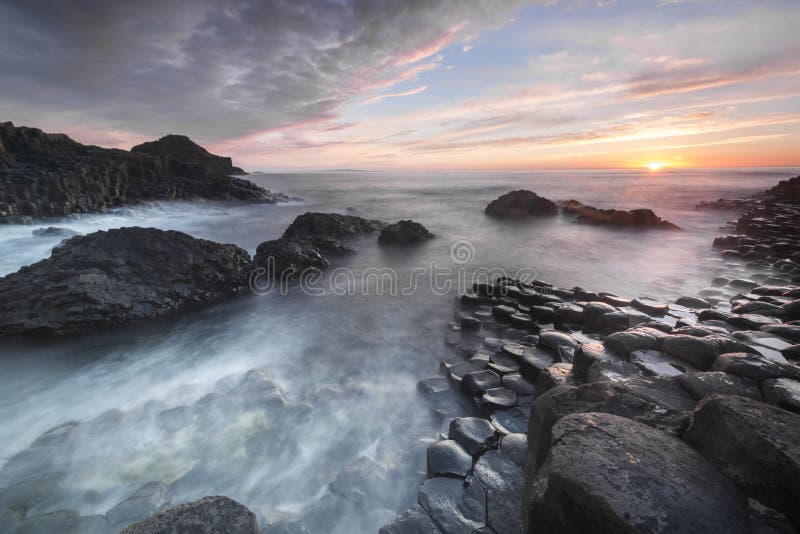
[361,85,429,105]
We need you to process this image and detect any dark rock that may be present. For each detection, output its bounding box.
[418,377,450,395]
[762,378,800,413]
[282,212,386,240]
[784,344,800,361]
[763,325,800,343]
[538,330,577,352]
[677,372,762,401]
[747,498,797,534]
[662,334,755,369]
[684,394,800,527]
[485,190,557,218]
[533,363,575,396]
[460,316,481,331]
[0,122,283,222]
[0,227,251,336]
[481,387,518,410]
[572,341,620,378]
[586,360,647,382]
[473,451,525,534]
[31,227,81,238]
[449,417,497,455]
[427,440,472,478]
[461,370,501,396]
[379,504,440,534]
[490,408,529,435]
[675,296,712,308]
[518,347,556,383]
[418,477,485,533]
[524,412,749,534]
[603,326,667,356]
[378,220,434,245]
[632,297,669,316]
[107,482,172,529]
[501,374,535,396]
[711,352,800,381]
[630,349,699,377]
[527,377,696,472]
[120,496,258,534]
[499,434,527,468]
[560,200,681,230]
[252,238,333,279]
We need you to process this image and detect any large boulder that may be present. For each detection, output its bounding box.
[120,495,259,533]
[661,334,756,369]
[0,227,251,336]
[378,220,434,245]
[560,200,681,230]
[684,395,800,527]
[485,190,558,218]
[524,412,749,533]
[282,212,386,240]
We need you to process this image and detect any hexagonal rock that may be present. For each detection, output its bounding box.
[526,377,697,472]
[461,370,501,396]
[534,363,576,397]
[630,349,698,377]
[482,387,518,410]
[604,327,667,356]
[710,352,800,381]
[488,352,520,375]
[662,334,756,369]
[107,481,172,530]
[418,476,485,533]
[761,378,800,414]
[449,417,497,455]
[572,341,621,378]
[632,297,669,316]
[684,394,800,527]
[502,373,535,396]
[499,434,528,468]
[121,496,259,534]
[524,413,750,534]
[586,360,646,383]
[538,331,578,352]
[491,408,529,435]
[676,372,762,401]
[519,347,555,383]
[427,440,473,477]
[473,450,525,534]
[378,504,441,534]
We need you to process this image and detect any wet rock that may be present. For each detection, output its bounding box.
[0,228,252,336]
[378,220,434,245]
[485,190,557,219]
[662,333,755,369]
[329,456,388,500]
[499,434,527,468]
[632,297,669,316]
[630,349,698,377]
[677,372,762,400]
[560,200,681,230]
[490,408,529,435]
[525,412,749,534]
[459,316,481,331]
[29,421,78,448]
[603,326,667,356]
[501,373,535,396]
[684,394,800,527]
[418,477,485,533]
[528,306,555,323]
[447,362,482,384]
[252,238,333,279]
[784,344,800,361]
[120,496,258,534]
[675,296,712,308]
[481,387,518,410]
[8,509,85,534]
[732,301,786,316]
[527,377,696,471]
[106,481,172,529]
[538,330,577,352]
[31,227,81,238]
[378,504,440,534]
[282,212,386,240]
[711,352,800,381]
[586,360,646,382]
[427,440,473,478]
[461,370,501,396]
[763,325,800,343]
[0,473,65,514]
[449,417,497,455]
[534,363,575,396]
[487,352,520,375]
[473,450,525,534]
[418,377,450,395]
[747,498,797,534]
[156,407,193,433]
[572,341,620,378]
[518,347,555,382]
[762,378,800,413]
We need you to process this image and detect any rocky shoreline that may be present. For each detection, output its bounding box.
[0,176,798,533]
[0,122,287,223]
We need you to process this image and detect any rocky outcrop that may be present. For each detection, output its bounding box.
[121,496,259,534]
[0,122,285,222]
[131,135,246,175]
[560,200,681,230]
[485,190,558,218]
[252,212,386,279]
[378,220,434,245]
[0,227,251,336]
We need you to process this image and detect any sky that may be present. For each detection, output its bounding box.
[1,0,799,171]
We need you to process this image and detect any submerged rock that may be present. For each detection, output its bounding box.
[485,190,558,219]
[31,227,81,238]
[107,481,171,530]
[282,212,386,240]
[560,200,681,230]
[378,220,434,245]
[120,495,258,533]
[0,227,251,336]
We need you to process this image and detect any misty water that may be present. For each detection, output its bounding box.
[0,168,795,532]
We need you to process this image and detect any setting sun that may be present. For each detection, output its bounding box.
[646,162,667,171]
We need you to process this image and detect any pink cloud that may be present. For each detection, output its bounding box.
[392,21,468,66]
[361,85,429,105]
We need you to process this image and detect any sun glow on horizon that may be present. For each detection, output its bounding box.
[646,161,667,171]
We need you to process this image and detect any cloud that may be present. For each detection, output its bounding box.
[361,85,429,105]
[0,0,525,142]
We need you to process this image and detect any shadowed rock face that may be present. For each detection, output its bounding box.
[121,496,259,534]
[0,227,252,336]
[0,122,285,222]
[378,220,434,245]
[131,134,246,175]
[485,190,558,218]
[560,200,681,230]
